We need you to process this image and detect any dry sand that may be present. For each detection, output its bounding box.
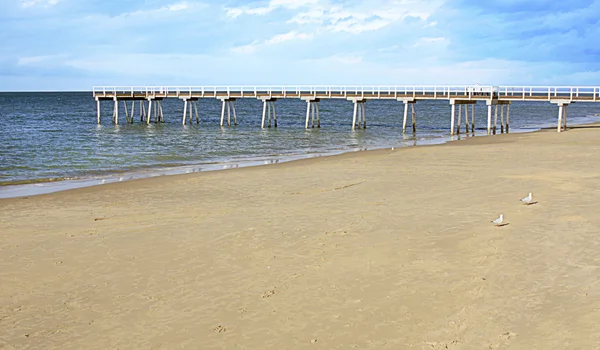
[2,125,600,349]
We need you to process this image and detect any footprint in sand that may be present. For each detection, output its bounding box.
[213,325,227,333]
[500,332,517,340]
[261,289,277,298]
[490,332,517,347]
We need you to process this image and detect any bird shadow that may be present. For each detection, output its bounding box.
[495,223,510,227]
[524,201,539,206]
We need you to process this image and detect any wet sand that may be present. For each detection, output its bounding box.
[2,125,600,349]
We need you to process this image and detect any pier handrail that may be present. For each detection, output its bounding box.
[92,85,600,102]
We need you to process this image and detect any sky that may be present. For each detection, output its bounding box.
[1,0,599,90]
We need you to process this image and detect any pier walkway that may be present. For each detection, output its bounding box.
[93,85,600,134]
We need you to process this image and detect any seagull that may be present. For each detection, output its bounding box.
[491,214,504,227]
[520,192,534,205]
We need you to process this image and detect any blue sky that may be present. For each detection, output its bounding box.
[1,0,599,90]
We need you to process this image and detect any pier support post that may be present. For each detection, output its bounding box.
[471,104,475,133]
[152,100,158,123]
[181,98,188,125]
[130,101,135,124]
[506,104,510,133]
[193,100,200,124]
[450,103,456,135]
[146,98,153,125]
[362,102,367,128]
[220,99,226,126]
[186,101,192,124]
[183,99,188,125]
[352,101,358,130]
[316,101,320,128]
[500,104,505,133]
[350,99,366,130]
[464,103,469,134]
[182,98,200,125]
[551,100,570,132]
[260,98,277,129]
[123,101,130,123]
[402,102,408,133]
[221,99,238,126]
[262,100,268,129]
[271,101,277,127]
[493,105,498,135]
[400,99,416,133]
[231,100,238,125]
[411,103,416,133]
[159,101,165,123]
[305,99,321,129]
[486,102,493,135]
[451,99,477,135]
[227,100,232,126]
[557,105,564,132]
[457,104,462,134]
[96,98,100,124]
[112,98,119,125]
[140,101,146,122]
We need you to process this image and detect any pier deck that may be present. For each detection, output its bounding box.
[92,85,600,134]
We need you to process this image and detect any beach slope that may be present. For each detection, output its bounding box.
[2,126,600,349]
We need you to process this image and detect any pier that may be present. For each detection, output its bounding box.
[93,85,600,134]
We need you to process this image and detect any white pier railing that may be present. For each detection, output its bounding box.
[92,85,600,102]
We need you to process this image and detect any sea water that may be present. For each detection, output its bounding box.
[1,92,599,198]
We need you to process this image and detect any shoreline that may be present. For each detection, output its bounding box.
[2,120,600,348]
[0,118,584,199]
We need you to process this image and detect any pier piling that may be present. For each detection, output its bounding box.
[112,97,119,125]
[193,100,200,124]
[96,98,100,124]
[401,99,416,133]
[506,104,510,132]
[456,104,463,135]
[140,101,146,122]
[260,98,277,129]
[220,99,237,126]
[487,104,493,135]
[411,103,416,133]
[493,105,498,135]
[304,99,320,129]
[146,98,153,125]
[470,104,475,133]
[351,99,367,130]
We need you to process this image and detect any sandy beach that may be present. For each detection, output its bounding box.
[2,125,600,349]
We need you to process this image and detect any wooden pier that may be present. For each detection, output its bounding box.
[93,85,600,134]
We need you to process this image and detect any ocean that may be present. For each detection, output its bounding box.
[1,92,599,198]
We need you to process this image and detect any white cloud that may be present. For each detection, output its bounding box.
[227,0,443,34]
[231,31,313,54]
[378,45,399,52]
[20,0,59,8]
[115,1,197,19]
[225,0,320,18]
[230,41,260,54]
[264,31,313,45]
[303,54,363,65]
[17,54,66,66]
[167,2,189,11]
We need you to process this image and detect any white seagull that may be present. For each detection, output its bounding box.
[520,192,534,205]
[491,214,504,227]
